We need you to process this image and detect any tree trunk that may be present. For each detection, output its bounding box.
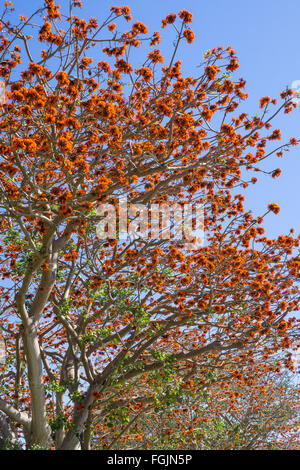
[22,322,51,449]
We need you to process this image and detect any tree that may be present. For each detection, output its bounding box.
[98,367,299,451]
[0,0,299,450]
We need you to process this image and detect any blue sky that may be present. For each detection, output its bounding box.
[9,0,300,239]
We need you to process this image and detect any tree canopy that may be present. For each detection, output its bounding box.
[0,0,299,450]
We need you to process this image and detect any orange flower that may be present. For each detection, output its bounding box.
[268,203,280,214]
[178,9,193,24]
[115,59,132,73]
[183,29,195,44]
[162,13,176,28]
[268,129,281,140]
[132,22,148,34]
[259,96,271,108]
[226,58,239,72]
[271,168,281,178]
[205,64,219,81]
[150,31,161,46]
[28,62,44,76]
[148,49,164,63]
[56,71,70,86]
[138,67,153,82]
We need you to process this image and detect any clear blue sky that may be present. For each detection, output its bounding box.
[10,0,300,239]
